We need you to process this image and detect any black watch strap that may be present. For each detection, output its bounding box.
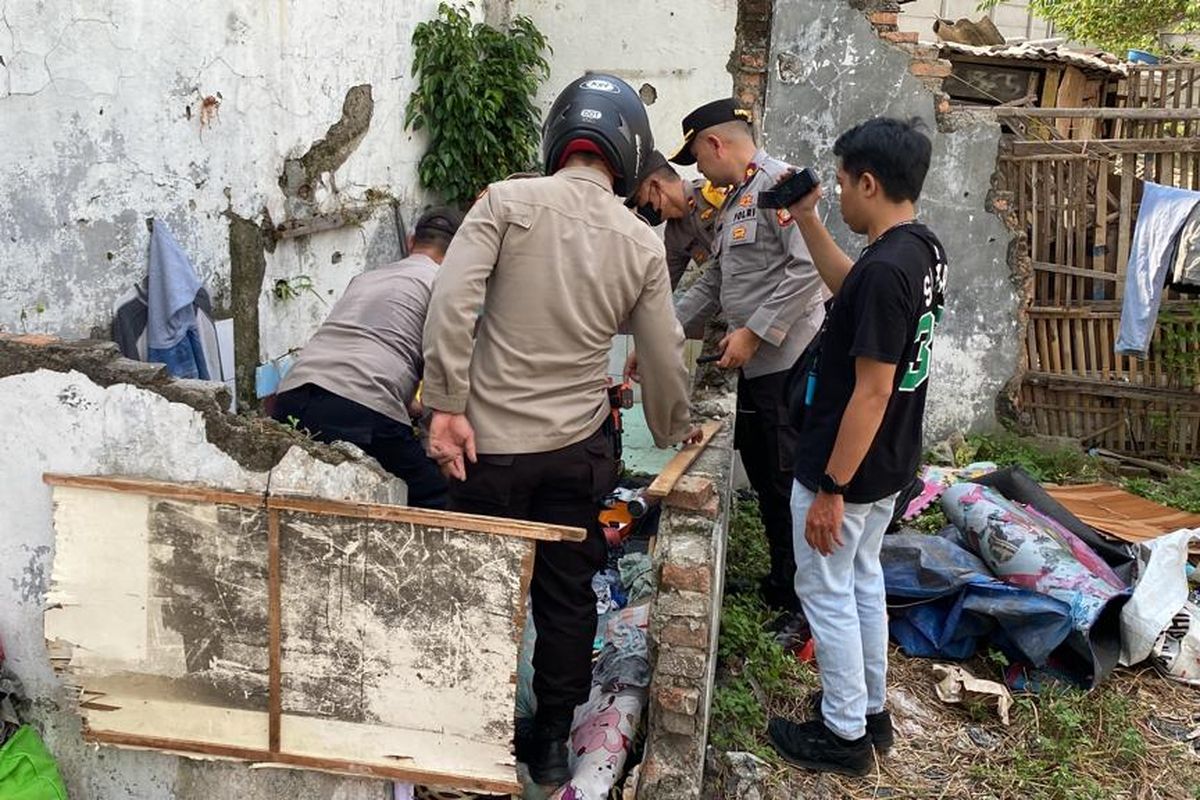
[819,473,848,495]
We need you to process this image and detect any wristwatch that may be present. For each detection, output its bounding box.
[819,473,849,495]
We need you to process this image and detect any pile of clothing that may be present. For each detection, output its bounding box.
[516,515,658,800]
[884,465,1200,690]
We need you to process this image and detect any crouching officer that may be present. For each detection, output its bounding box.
[670,99,827,614]
[627,149,726,289]
[420,74,700,787]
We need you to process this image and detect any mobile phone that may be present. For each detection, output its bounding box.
[696,353,721,364]
[757,167,820,209]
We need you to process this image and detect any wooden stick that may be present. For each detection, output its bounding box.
[267,509,282,755]
[991,107,1200,119]
[41,473,586,543]
[645,420,724,499]
[82,731,522,795]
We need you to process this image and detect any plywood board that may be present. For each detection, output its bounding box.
[43,476,547,793]
[1045,483,1200,544]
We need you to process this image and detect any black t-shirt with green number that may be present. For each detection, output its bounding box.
[793,223,947,504]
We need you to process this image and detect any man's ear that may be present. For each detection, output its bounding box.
[860,171,880,199]
[703,132,722,157]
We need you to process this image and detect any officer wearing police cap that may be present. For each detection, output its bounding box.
[666,98,827,616]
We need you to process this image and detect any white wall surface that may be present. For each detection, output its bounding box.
[1,0,739,371]
[512,0,738,181]
[0,368,402,798]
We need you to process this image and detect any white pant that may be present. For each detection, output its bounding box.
[791,481,896,740]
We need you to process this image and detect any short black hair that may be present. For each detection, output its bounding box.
[832,117,931,203]
[412,205,464,253]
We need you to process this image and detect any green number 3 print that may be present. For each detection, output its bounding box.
[899,311,936,392]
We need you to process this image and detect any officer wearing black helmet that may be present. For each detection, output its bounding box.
[421,74,700,786]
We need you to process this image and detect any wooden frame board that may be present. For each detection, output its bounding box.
[41,474,584,794]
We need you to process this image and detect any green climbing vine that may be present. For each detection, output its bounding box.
[1156,304,1200,387]
[405,3,551,207]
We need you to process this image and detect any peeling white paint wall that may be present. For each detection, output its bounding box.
[512,0,738,181]
[0,0,447,366]
[0,368,403,798]
[766,1,1020,438]
[1,0,739,371]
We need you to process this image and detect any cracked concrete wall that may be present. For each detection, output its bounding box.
[1,0,739,395]
[0,335,404,799]
[0,0,441,376]
[765,0,1020,437]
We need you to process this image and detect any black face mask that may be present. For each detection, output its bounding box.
[634,203,663,227]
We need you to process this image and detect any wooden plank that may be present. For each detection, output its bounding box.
[42,473,586,543]
[992,107,1200,119]
[1094,159,1109,299]
[85,726,521,795]
[1100,316,1113,380]
[266,494,586,543]
[1035,317,1050,374]
[1004,139,1200,156]
[267,509,281,755]
[645,420,724,499]
[1024,371,1200,402]
[43,473,256,507]
[1056,67,1090,139]
[1117,153,1134,301]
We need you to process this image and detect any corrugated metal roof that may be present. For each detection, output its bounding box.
[938,41,1128,76]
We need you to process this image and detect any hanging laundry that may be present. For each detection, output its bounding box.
[1116,182,1200,357]
[145,220,209,379]
[1167,201,1200,292]
[112,277,226,381]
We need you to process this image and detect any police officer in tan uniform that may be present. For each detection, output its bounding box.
[421,74,699,787]
[672,98,827,614]
[628,149,726,289]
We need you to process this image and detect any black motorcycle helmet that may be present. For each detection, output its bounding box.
[541,73,654,199]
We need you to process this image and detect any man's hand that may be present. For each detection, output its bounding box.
[786,179,824,221]
[623,350,641,384]
[680,425,704,446]
[427,411,477,481]
[804,490,845,556]
[717,327,761,369]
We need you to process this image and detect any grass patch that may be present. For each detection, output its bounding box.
[963,431,1101,484]
[1122,467,1200,513]
[710,493,815,760]
[966,686,1151,800]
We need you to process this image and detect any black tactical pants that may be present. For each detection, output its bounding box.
[447,423,616,725]
[735,369,801,612]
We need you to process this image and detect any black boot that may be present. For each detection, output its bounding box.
[526,709,573,786]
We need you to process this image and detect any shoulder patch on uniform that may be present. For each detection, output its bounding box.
[776,208,793,226]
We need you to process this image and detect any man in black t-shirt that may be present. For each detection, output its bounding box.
[766,118,947,777]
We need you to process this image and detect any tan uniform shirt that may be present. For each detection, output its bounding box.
[675,149,827,378]
[278,253,437,426]
[664,180,722,288]
[422,166,693,455]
